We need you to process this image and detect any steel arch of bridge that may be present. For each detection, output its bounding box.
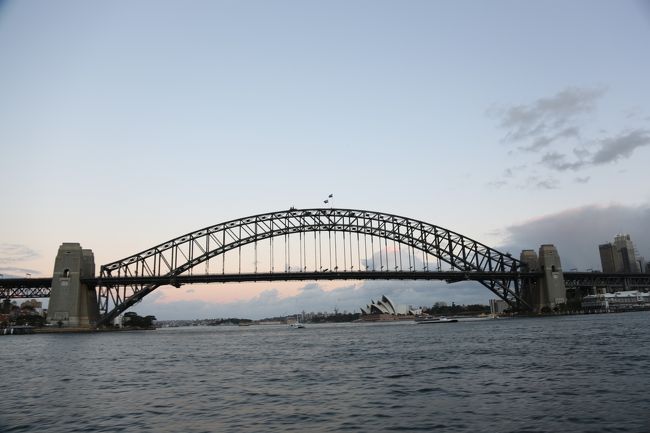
[98,208,529,325]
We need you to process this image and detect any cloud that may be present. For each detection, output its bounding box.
[503,164,527,177]
[540,152,586,171]
[0,244,41,276]
[132,279,493,320]
[591,129,650,164]
[574,176,590,184]
[487,180,507,189]
[487,86,650,188]
[518,126,581,152]
[499,203,650,271]
[492,86,604,145]
[0,244,39,263]
[534,179,559,190]
[538,129,650,172]
[0,266,42,278]
[515,176,559,190]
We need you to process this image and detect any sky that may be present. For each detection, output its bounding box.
[1,0,649,319]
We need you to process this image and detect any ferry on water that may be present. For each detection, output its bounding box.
[1,325,35,335]
[415,316,458,324]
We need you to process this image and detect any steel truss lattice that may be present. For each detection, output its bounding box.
[97,208,529,325]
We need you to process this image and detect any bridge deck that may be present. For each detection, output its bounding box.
[2,271,649,299]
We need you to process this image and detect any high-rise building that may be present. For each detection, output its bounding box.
[599,234,641,273]
[614,234,641,273]
[519,249,539,309]
[638,257,647,274]
[599,243,621,273]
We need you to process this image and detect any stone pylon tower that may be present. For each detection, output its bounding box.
[47,243,99,327]
[537,244,566,312]
[519,249,539,309]
[520,245,567,313]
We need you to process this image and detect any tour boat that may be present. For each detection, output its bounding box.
[415,316,458,324]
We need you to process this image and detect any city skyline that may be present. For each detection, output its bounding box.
[1,1,649,318]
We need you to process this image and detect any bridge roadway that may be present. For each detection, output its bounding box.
[2,271,650,299]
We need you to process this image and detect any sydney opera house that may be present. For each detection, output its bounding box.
[360,295,419,320]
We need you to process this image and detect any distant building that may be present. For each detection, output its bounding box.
[637,256,646,274]
[489,299,508,314]
[599,234,641,273]
[599,243,622,273]
[614,234,641,272]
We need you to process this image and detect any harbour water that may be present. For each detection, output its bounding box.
[2,312,650,432]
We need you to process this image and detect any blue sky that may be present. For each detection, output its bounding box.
[1,1,649,318]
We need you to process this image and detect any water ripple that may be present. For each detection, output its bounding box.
[2,313,650,432]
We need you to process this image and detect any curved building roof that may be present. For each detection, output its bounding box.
[362,295,413,315]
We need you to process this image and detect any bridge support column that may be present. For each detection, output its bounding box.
[47,243,99,328]
[519,249,539,309]
[537,244,566,312]
[521,245,567,313]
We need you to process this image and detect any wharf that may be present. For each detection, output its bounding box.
[1,326,34,335]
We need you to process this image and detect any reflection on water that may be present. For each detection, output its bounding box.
[2,313,650,432]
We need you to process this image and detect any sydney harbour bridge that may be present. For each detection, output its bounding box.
[2,208,649,328]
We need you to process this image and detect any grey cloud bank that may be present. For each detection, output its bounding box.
[499,203,650,271]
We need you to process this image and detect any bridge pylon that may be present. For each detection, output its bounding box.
[519,249,539,309]
[47,243,99,328]
[538,244,567,311]
[520,244,567,313]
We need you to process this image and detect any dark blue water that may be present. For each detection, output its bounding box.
[2,313,650,432]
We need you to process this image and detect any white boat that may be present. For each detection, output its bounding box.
[289,313,306,329]
[415,316,458,324]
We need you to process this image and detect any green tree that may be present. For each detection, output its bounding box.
[15,314,46,327]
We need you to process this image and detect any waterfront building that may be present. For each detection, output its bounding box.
[360,295,417,319]
[581,291,650,312]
